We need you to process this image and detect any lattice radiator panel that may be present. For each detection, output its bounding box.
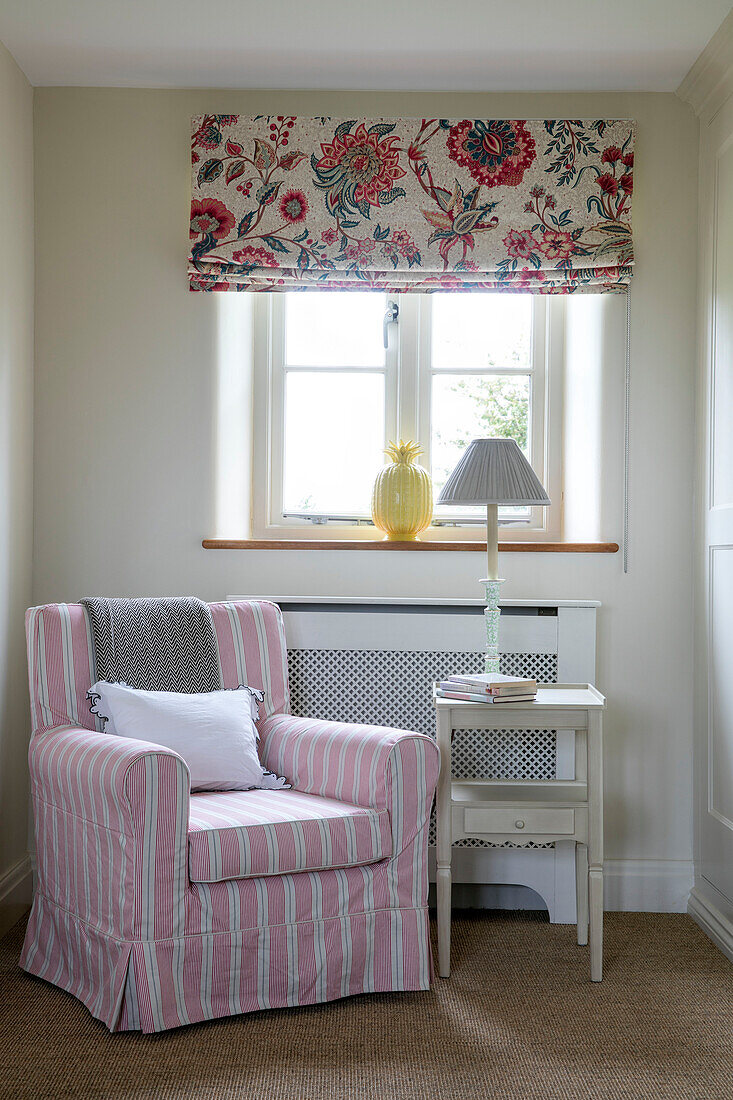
[287,648,558,849]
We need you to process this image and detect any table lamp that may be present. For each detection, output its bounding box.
[437,438,550,673]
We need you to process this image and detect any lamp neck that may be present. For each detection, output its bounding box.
[486,503,499,580]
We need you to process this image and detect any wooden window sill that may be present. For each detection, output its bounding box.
[202,539,619,553]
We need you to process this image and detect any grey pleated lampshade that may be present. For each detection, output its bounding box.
[437,438,551,506]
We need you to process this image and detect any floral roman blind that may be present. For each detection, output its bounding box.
[189,115,635,294]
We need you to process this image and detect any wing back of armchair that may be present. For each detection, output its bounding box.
[26,599,291,735]
[26,604,98,733]
[209,600,290,717]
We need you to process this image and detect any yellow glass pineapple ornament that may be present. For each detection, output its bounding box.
[371,440,434,541]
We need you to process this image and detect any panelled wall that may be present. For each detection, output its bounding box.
[681,11,733,958]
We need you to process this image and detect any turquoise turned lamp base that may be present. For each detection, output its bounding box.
[480,578,504,674]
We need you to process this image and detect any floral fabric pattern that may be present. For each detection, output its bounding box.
[446,119,536,188]
[188,115,635,293]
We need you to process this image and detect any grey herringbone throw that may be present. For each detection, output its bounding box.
[81,597,221,692]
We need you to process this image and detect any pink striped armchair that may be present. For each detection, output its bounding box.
[21,601,439,1032]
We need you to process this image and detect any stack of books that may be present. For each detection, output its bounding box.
[435,673,537,704]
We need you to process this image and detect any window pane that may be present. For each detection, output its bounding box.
[432,293,532,370]
[285,292,386,367]
[431,373,530,518]
[283,372,384,515]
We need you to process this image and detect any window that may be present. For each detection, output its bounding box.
[252,291,562,541]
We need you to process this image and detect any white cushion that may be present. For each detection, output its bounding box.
[87,682,287,792]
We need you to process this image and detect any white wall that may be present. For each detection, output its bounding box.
[32,89,698,907]
[0,40,34,935]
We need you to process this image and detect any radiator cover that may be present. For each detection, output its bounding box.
[232,596,599,923]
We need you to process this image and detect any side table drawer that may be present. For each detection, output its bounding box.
[463,807,576,837]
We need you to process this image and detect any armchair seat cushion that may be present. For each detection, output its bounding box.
[187,789,392,883]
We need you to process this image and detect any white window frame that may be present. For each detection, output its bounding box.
[251,293,563,541]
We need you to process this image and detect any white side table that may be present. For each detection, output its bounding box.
[434,684,606,981]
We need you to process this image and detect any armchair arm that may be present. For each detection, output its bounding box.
[259,714,439,856]
[29,726,190,940]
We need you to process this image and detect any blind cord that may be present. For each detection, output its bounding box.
[623,289,631,574]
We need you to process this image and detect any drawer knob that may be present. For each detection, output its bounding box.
[514,819,525,829]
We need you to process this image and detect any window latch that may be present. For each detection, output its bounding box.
[383,300,399,348]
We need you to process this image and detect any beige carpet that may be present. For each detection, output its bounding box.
[1,911,732,1100]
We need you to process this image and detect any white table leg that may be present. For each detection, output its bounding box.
[436,708,453,978]
[588,711,604,981]
[576,842,589,946]
[589,869,603,980]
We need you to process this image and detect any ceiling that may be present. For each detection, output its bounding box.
[0,0,730,91]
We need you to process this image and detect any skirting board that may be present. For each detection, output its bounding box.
[688,885,733,962]
[603,859,694,913]
[430,854,694,918]
[0,855,32,939]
